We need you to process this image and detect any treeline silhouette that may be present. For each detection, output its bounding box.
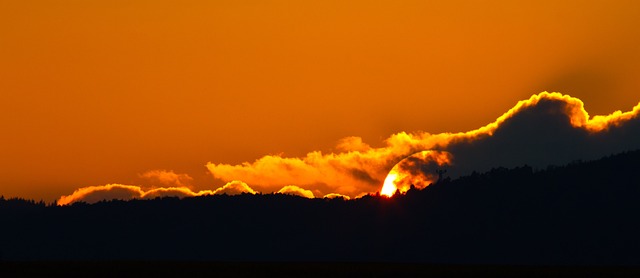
[2,150,640,264]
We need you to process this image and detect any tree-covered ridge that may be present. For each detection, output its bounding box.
[1,149,639,264]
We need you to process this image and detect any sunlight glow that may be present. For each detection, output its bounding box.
[378,150,453,197]
[381,172,398,197]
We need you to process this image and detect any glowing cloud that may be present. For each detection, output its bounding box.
[139,170,194,187]
[322,193,351,200]
[207,92,640,198]
[211,180,257,195]
[57,184,146,206]
[59,92,640,202]
[277,185,315,198]
[57,180,258,205]
[142,187,203,199]
[336,136,372,152]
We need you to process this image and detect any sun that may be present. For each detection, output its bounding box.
[379,150,453,197]
[381,171,399,197]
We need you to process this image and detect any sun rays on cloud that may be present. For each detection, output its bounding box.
[58,92,640,204]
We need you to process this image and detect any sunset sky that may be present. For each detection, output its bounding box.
[2,1,640,202]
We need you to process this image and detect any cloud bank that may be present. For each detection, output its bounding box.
[207,92,640,197]
[277,185,315,198]
[57,180,256,205]
[59,92,640,203]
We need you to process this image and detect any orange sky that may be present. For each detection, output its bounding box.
[2,1,640,201]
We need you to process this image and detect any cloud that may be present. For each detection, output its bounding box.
[335,136,372,152]
[322,193,351,200]
[142,187,201,199]
[57,184,146,206]
[57,181,258,205]
[206,132,458,198]
[386,151,453,193]
[442,93,640,179]
[277,185,315,198]
[207,92,640,197]
[58,92,640,202]
[211,180,257,195]
[139,170,193,187]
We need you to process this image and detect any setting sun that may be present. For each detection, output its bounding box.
[377,150,453,198]
[381,171,398,197]
[2,0,640,270]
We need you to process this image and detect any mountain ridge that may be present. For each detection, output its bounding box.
[1,149,639,264]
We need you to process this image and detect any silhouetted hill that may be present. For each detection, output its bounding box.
[1,150,640,265]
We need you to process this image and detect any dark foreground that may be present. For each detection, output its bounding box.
[2,262,640,278]
[2,150,640,264]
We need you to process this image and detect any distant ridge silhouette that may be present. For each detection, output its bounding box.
[2,149,640,264]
